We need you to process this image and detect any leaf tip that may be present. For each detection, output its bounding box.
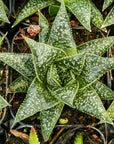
[30,126,35,134]
[101,24,105,28]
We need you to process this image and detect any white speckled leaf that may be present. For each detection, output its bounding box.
[57,54,85,78]
[73,86,112,123]
[92,80,114,100]
[107,101,114,120]
[57,0,91,31]
[13,0,55,27]
[9,76,32,93]
[41,102,64,141]
[0,0,9,23]
[90,0,106,32]
[77,54,114,89]
[47,64,62,88]
[24,37,64,83]
[51,82,79,106]
[48,0,76,55]
[77,36,114,56]
[0,53,35,80]
[14,78,59,124]
[103,0,114,11]
[0,95,8,109]
[39,12,51,43]
[103,6,114,27]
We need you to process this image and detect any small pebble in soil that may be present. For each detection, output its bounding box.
[27,25,40,36]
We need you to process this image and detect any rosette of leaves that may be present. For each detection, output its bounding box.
[0,0,9,23]
[0,1,114,141]
[13,0,106,32]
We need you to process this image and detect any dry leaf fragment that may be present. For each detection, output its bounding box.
[10,129,29,143]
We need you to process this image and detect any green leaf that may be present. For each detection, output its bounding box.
[73,86,112,123]
[57,0,91,31]
[103,6,114,27]
[107,101,114,120]
[90,0,106,32]
[39,12,51,43]
[73,132,83,144]
[14,78,59,124]
[24,37,65,83]
[47,64,62,88]
[48,0,77,55]
[29,127,40,144]
[49,5,60,16]
[9,76,32,93]
[0,36,5,48]
[40,102,64,141]
[77,36,114,56]
[102,0,114,11]
[57,54,85,78]
[0,0,9,23]
[13,0,55,27]
[0,95,8,109]
[92,80,114,100]
[50,82,79,106]
[0,53,35,80]
[77,54,114,89]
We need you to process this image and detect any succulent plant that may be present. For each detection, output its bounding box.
[0,0,9,23]
[13,0,106,32]
[0,1,114,141]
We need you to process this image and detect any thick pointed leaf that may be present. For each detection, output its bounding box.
[77,54,114,89]
[107,101,114,120]
[77,36,114,56]
[14,78,59,124]
[50,82,79,106]
[0,95,8,109]
[48,0,76,55]
[13,0,55,27]
[9,76,32,93]
[92,80,114,100]
[0,53,35,80]
[57,0,91,31]
[102,0,114,11]
[39,12,51,43]
[24,37,65,83]
[40,102,64,141]
[73,86,112,123]
[29,127,40,144]
[103,7,114,27]
[0,0,9,23]
[57,54,85,78]
[90,0,106,32]
[47,64,62,88]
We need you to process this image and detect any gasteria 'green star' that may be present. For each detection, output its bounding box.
[0,1,114,141]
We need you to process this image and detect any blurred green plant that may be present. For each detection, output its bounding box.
[29,127,40,144]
